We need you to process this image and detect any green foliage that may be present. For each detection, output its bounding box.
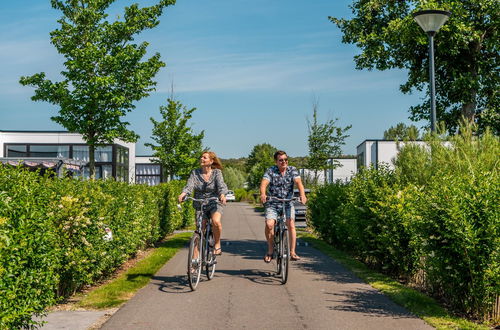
[0,169,60,329]
[146,98,204,180]
[0,167,192,329]
[383,123,420,140]
[234,188,257,203]
[307,103,351,185]
[221,158,247,172]
[331,0,499,133]
[308,125,499,320]
[245,143,277,190]
[307,184,349,248]
[222,167,246,190]
[19,0,175,176]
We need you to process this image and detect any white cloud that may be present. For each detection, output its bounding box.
[156,48,405,93]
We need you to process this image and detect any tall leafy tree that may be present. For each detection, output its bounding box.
[145,98,204,180]
[383,123,420,141]
[331,0,499,134]
[222,166,247,190]
[307,103,351,185]
[20,0,175,177]
[245,143,277,190]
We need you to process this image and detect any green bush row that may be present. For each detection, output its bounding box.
[308,127,499,321]
[234,188,257,203]
[0,168,194,329]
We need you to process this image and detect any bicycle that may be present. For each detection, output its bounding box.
[184,196,219,291]
[268,196,297,284]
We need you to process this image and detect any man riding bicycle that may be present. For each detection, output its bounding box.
[260,150,307,263]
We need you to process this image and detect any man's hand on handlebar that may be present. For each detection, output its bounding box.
[260,194,267,205]
[299,194,307,205]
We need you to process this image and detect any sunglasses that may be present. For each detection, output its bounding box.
[278,158,288,163]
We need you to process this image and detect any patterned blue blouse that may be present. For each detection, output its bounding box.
[182,168,228,209]
[262,165,300,201]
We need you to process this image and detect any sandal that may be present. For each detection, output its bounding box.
[214,248,222,256]
[290,254,301,261]
[264,253,273,263]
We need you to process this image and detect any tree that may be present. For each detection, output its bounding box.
[145,98,204,180]
[331,0,499,134]
[307,102,351,185]
[20,0,175,177]
[222,166,247,190]
[245,143,277,190]
[383,123,420,141]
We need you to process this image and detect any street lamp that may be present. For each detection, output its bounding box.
[413,9,451,132]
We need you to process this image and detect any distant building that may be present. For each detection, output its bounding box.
[356,140,426,170]
[299,158,357,185]
[0,130,135,182]
[135,155,163,186]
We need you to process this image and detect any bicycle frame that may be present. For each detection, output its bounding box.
[268,196,296,284]
[185,196,219,290]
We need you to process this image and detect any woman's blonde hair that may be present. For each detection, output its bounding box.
[202,151,223,170]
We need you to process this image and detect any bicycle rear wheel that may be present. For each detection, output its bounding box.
[205,231,216,280]
[187,233,202,291]
[280,229,289,284]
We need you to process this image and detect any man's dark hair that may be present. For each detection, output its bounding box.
[274,150,287,160]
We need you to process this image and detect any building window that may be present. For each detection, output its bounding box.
[6,145,28,157]
[30,145,70,158]
[72,145,89,161]
[96,146,112,162]
[357,152,365,170]
[136,164,162,186]
[115,146,129,182]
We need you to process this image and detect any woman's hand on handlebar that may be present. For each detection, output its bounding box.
[178,192,187,203]
[220,194,227,205]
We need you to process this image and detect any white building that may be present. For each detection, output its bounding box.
[356,140,426,170]
[135,155,163,186]
[0,130,136,182]
[299,158,357,184]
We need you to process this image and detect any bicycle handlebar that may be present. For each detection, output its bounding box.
[183,196,219,203]
[267,196,298,203]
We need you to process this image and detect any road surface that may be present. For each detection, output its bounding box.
[102,202,432,330]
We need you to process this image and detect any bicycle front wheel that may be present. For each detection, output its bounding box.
[187,233,202,291]
[205,231,216,280]
[280,229,289,284]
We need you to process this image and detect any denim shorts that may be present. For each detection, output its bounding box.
[195,201,224,220]
[264,202,295,221]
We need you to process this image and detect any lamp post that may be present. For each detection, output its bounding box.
[413,10,451,132]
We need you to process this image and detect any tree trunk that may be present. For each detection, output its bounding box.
[461,99,476,123]
[89,143,96,180]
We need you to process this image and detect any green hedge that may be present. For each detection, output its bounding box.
[0,168,192,329]
[308,127,499,321]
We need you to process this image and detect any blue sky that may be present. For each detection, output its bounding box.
[0,0,424,158]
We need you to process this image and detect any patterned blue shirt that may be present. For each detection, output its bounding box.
[262,165,300,200]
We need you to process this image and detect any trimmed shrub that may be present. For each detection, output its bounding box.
[308,126,499,320]
[0,168,192,329]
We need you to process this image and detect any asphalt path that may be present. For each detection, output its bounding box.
[101,202,432,330]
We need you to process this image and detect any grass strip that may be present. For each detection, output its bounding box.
[298,232,489,330]
[78,231,192,309]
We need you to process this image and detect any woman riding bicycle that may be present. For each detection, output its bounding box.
[178,151,228,256]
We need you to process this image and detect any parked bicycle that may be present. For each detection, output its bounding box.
[268,196,297,284]
[183,196,219,291]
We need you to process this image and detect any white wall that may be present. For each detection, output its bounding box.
[356,140,428,170]
[330,158,357,182]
